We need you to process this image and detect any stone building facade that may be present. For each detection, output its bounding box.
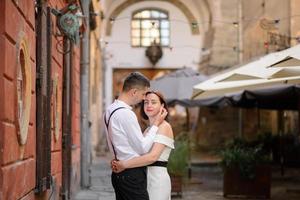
[202,0,300,72]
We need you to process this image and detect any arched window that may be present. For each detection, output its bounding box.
[131,8,170,47]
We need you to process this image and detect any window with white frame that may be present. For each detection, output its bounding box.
[131,9,170,47]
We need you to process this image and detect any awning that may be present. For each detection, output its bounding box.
[192,45,300,110]
[193,84,300,110]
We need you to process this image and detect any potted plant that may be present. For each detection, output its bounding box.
[220,138,271,199]
[167,134,189,197]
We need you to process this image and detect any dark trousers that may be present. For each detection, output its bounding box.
[111,167,149,200]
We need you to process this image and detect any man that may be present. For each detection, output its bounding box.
[104,72,167,200]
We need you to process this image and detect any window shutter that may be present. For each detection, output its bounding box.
[35,2,52,194]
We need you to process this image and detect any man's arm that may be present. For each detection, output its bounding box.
[113,124,174,172]
[113,142,166,172]
[116,107,167,154]
[118,110,158,154]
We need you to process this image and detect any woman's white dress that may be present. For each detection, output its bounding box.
[147,134,175,200]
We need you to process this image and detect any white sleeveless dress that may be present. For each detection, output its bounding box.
[147,134,175,200]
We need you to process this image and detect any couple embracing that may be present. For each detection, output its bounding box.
[104,72,174,200]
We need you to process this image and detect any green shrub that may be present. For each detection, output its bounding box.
[168,134,189,176]
[220,138,270,179]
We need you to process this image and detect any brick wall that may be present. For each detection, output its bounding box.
[0,0,81,199]
[0,0,36,199]
[47,0,82,199]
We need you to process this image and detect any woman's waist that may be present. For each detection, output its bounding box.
[148,160,168,167]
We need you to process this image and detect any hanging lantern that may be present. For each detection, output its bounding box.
[145,40,163,66]
[52,3,80,44]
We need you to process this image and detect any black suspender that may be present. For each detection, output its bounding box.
[104,107,125,160]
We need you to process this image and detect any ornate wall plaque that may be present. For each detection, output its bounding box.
[16,38,32,145]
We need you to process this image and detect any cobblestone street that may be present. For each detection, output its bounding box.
[75,156,115,200]
[75,155,300,200]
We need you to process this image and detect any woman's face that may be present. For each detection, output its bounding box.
[144,93,162,118]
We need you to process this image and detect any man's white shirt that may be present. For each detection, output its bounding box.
[104,99,158,160]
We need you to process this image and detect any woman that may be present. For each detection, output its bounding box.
[112,91,174,200]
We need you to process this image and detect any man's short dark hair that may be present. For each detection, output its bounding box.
[122,72,150,92]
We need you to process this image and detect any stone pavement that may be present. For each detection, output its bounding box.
[74,156,115,200]
[75,155,300,200]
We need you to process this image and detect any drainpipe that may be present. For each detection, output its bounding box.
[61,37,72,200]
[80,0,91,188]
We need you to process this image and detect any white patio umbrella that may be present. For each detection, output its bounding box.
[192,45,300,102]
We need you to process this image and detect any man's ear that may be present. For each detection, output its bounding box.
[132,88,136,94]
[130,88,137,96]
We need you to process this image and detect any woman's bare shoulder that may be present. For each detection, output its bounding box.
[158,121,173,138]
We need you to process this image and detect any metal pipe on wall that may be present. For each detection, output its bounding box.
[80,0,91,188]
[61,37,72,199]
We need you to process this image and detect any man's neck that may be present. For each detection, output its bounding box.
[118,93,132,106]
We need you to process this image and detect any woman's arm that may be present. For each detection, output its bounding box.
[113,142,165,172]
[143,127,150,136]
[113,122,173,173]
